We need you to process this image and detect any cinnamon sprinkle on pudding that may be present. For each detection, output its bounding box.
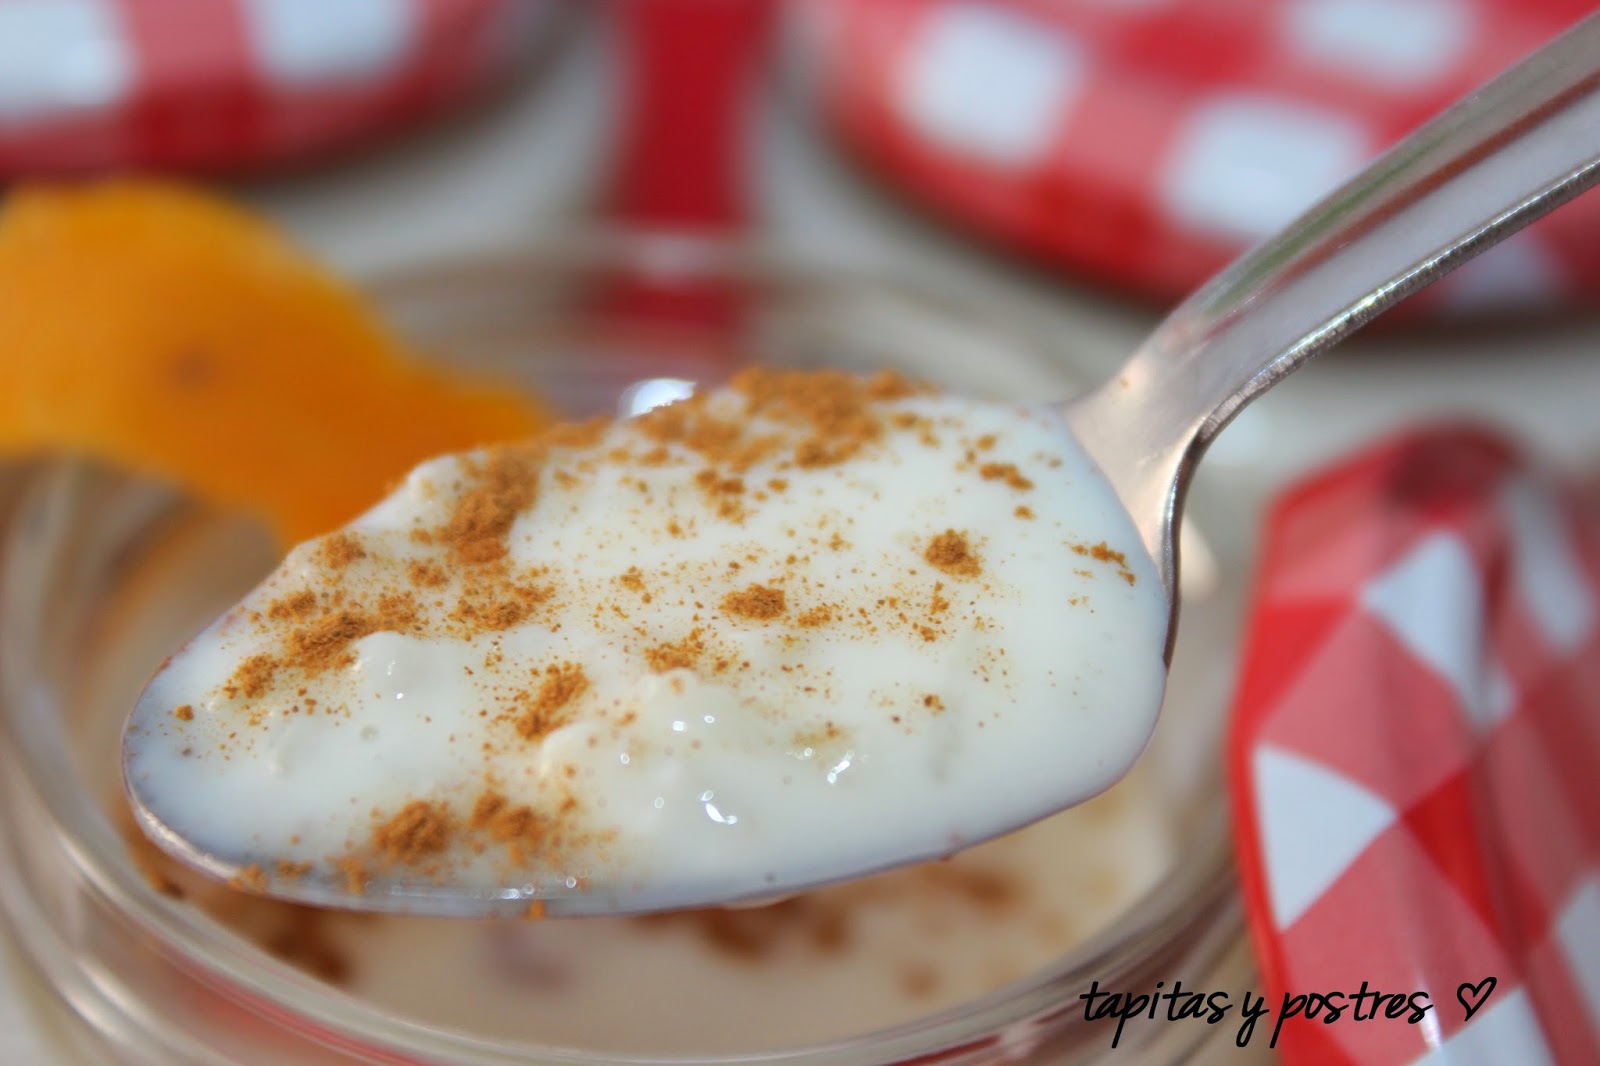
[126,369,1167,911]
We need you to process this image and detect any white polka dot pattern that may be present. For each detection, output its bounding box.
[1160,94,1369,241]
[0,0,130,124]
[896,3,1086,166]
[1230,429,1600,1065]
[0,0,565,174]
[805,0,1594,316]
[240,0,416,86]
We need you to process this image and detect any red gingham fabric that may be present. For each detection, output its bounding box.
[0,0,562,175]
[1229,427,1600,1065]
[799,0,1598,316]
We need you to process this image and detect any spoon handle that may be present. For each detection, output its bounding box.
[1066,13,1600,597]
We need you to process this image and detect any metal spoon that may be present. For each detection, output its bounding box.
[1065,13,1600,626]
[127,14,1600,917]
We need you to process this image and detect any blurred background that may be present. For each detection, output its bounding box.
[7,0,1600,485]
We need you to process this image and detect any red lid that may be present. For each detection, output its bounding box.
[0,0,564,175]
[801,0,1596,316]
[1229,426,1600,1063]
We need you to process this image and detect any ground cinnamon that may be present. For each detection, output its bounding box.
[371,801,453,865]
[923,530,982,578]
[1071,541,1137,586]
[977,462,1033,490]
[646,628,708,672]
[439,444,545,566]
[515,662,588,740]
[721,583,787,620]
[320,532,366,569]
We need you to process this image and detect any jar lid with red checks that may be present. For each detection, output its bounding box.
[0,0,565,175]
[798,0,1597,317]
[1229,426,1600,1064]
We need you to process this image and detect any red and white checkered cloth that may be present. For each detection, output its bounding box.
[799,0,1598,316]
[1229,427,1600,1065]
[0,0,563,175]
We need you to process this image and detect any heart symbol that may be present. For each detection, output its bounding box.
[1456,977,1497,1022]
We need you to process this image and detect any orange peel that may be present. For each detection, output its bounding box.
[0,181,549,543]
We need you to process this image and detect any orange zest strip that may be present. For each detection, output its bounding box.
[0,181,549,543]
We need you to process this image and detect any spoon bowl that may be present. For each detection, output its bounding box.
[126,13,1600,917]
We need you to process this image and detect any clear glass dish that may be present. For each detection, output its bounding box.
[0,236,1253,1065]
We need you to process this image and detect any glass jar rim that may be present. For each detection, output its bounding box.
[0,232,1240,1065]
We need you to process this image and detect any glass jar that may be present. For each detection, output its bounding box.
[0,236,1257,1065]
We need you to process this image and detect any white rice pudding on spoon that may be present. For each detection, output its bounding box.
[124,368,1168,912]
